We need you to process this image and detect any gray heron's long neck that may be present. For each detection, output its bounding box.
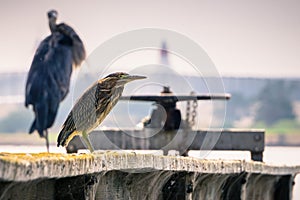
[49,19,57,33]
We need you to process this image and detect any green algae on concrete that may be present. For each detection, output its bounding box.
[0,152,299,182]
[0,152,299,200]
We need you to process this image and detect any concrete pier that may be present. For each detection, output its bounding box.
[0,152,299,199]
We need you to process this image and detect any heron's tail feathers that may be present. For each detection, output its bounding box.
[57,129,78,147]
[29,120,36,134]
[29,119,45,138]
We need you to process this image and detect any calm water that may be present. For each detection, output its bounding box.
[0,145,299,199]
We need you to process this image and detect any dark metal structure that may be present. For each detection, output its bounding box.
[67,129,264,161]
[67,87,265,161]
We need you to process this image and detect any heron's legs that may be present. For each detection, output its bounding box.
[45,130,49,153]
[82,131,94,153]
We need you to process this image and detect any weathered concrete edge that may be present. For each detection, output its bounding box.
[0,152,299,182]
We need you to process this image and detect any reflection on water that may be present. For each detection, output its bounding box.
[0,145,66,153]
[0,145,299,199]
[189,146,300,165]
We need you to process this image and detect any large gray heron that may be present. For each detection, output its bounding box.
[25,10,86,152]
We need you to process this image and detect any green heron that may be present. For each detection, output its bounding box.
[57,72,146,152]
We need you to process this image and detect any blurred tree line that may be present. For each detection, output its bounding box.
[0,107,32,133]
[1,77,300,134]
[255,80,295,125]
[223,79,299,130]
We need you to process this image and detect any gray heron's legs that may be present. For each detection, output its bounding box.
[45,130,49,152]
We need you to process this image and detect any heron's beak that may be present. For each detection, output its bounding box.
[117,74,146,85]
[126,75,147,81]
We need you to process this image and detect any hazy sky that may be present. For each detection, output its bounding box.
[0,0,300,77]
